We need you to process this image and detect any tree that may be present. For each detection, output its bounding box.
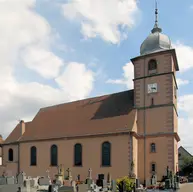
[180,156,193,176]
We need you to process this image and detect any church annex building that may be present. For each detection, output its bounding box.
[0,8,180,186]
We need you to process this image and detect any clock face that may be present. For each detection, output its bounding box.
[148,83,157,94]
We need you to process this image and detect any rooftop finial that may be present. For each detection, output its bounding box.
[151,0,162,33]
[155,0,158,26]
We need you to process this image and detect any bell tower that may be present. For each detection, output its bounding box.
[131,3,180,186]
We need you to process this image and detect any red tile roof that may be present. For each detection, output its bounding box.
[4,122,31,144]
[4,90,136,143]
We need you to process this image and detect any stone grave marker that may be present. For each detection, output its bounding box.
[102,179,107,188]
[71,180,77,192]
[17,172,26,185]
[66,168,72,181]
[78,184,88,192]
[111,180,117,192]
[0,177,7,185]
[6,176,15,184]
[38,177,50,186]
[30,179,35,187]
[88,168,92,179]
[58,185,74,192]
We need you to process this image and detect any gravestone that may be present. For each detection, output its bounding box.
[77,174,80,181]
[58,185,74,192]
[111,180,116,192]
[102,179,107,190]
[135,178,140,189]
[78,184,88,192]
[6,177,15,184]
[0,177,7,185]
[150,174,157,185]
[66,168,72,181]
[30,179,35,187]
[88,168,92,179]
[17,172,26,185]
[86,178,92,190]
[96,174,104,188]
[98,174,104,180]
[38,177,50,186]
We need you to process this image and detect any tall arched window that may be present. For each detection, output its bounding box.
[150,143,156,153]
[148,59,157,74]
[102,142,111,166]
[8,148,13,162]
[30,146,37,166]
[74,143,82,166]
[50,145,58,166]
[151,163,156,172]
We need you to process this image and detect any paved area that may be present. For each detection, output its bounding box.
[179,183,193,192]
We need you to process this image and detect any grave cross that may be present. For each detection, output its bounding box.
[66,168,72,180]
[88,168,92,179]
[57,165,62,174]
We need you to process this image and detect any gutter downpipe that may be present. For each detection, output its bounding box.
[143,57,147,187]
[18,142,20,175]
[129,131,133,175]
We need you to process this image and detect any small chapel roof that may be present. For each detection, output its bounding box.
[4,89,136,144]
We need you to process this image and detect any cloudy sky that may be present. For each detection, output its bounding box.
[1,0,193,153]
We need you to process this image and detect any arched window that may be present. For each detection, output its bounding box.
[148,59,157,74]
[102,142,111,166]
[151,163,156,172]
[8,148,13,161]
[74,144,82,166]
[150,143,156,153]
[30,146,37,166]
[50,145,58,166]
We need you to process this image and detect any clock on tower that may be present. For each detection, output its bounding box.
[147,83,158,94]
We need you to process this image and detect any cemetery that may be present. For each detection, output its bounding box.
[0,164,181,192]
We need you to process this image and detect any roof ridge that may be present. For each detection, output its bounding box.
[39,89,134,112]
[179,146,193,157]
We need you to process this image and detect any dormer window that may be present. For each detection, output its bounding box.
[148,59,157,75]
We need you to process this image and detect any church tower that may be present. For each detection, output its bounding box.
[131,4,180,185]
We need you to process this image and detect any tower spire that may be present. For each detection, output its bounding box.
[151,0,162,33]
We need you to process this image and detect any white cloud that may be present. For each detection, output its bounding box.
[178,95,193,154]
[106,62,134,89]
[21,46,63,79]
[0,0,95,138]
[173,42,193,72]
[61,0,139,44]
[55,62,95,99]
[176,78,189,86]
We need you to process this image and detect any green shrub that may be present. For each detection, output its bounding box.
[116,176,135,192]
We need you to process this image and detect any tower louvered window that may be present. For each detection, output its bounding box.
[148,59,157,75]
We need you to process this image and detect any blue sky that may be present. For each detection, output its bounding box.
[33,0,193,96]
[1,0,193,153]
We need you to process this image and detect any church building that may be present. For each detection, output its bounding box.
[0,7,180,186]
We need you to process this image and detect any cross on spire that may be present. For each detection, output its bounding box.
[155,0,158,27]
[151,0,162,33]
